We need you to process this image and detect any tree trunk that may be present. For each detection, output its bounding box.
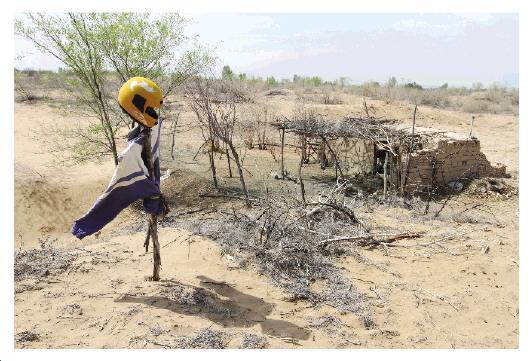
[260,127,266,150]
[319,140,327,170]
[298,146,306,205]
[301,135,308,164]
[110,140,118,166]
[208,147,218,188]
[323,137,344,181]
[171,121,177,160]
[207,120,219,187]
[103,118,118,166]
[226,142,233,178]
[143,129,161,281]
[228,142,250,207]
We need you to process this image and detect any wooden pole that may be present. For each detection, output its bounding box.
[372,143,378,175]
[170,119,177,160]
[469,115,475,138]
[319,140,327,170]
[401,105,418,195]
[383,151,389,197]
[410,105,417,151]
[298,143,306,205]
[143,129,161,281]
[280,127,285,179]
[323,137,344,181]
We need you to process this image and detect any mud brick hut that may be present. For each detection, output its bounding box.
[389,126,506,194]
[272,116,506,196]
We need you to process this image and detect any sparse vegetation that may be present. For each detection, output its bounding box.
[162,184,387,328]
[240,333,269,349]
[13,13,518,350]
[15,237,78,282]
[16,331,40,343]
[15,12,212,164]
[174,328,229,349]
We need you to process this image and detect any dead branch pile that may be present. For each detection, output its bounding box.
[272,115,413,154]
[14,237,79,282]
[161,183,427,328]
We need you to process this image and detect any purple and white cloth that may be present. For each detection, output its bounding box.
[71,121,163,239]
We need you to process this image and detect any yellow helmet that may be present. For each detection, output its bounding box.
[118,77,163,128]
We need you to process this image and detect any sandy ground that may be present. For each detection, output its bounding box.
[13,90,518,348]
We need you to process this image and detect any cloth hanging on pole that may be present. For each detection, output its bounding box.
[71,121,164,239]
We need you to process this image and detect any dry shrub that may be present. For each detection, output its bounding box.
[174,328,229,349]
[16,330,40,343]
[460,89,518,114]
[349,81,517,114]
[240,333,269,349]
[461,99,491,113]
[60,303,83,316]
[163,188,376,328]
[360,81,381,98]
[161,283,234,315]
[14,70,59,103]
[305,315,344,336]
[417,90,450,107]
[465,178,517,200]
[322,91,344,105]
[239,103,275,150]
[14,237,78,281]
[265,89,288,96]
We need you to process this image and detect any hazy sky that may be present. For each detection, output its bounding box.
[15,12,518,87]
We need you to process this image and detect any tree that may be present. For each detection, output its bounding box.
[15,12,213,165]
[16,13,120,164]
[93,13,213,134]
[185,77,251,207]
[310,76,322,86]
[472,82,483,91]
[387,76,397,88]
[95,13,213,97]
[338,77,349,87]
[266,76,277,86]
[404,81,423,90]
[222,65,234,81]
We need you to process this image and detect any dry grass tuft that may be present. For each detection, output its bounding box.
[239,333,269,349]
[14,237,79,282]
[174,328,229,349]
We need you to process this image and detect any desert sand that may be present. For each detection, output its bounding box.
[14,90,518,348]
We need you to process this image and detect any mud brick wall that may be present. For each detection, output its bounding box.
[404,138,506,194]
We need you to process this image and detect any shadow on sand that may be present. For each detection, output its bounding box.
[115,275,311,341]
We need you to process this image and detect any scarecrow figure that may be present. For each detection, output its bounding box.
[72,76,168,280]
